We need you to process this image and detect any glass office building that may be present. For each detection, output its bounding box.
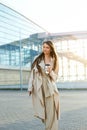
[0,3,47,67]
[0,3,87,88]
[55,37,87,82]
[0,3,48,87]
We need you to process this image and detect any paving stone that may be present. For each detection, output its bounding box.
[0,90,87,130]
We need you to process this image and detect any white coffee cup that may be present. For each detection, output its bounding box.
[45,64,50,74]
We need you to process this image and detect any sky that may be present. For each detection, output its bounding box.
[0,0,87,33]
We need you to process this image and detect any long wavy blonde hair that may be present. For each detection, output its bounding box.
[31,40,58,75]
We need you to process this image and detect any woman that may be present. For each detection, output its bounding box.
[28,40,60,130]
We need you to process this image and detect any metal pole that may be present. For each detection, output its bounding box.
[19,30,22,91]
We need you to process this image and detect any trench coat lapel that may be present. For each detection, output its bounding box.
[39,60,45,69]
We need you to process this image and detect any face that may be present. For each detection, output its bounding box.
[42,43,51,55]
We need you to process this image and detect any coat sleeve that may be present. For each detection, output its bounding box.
[49,58,59,82]
[49,70,58,81]
[28,70,33,92]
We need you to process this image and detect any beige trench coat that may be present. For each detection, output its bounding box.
[28,58,60,120]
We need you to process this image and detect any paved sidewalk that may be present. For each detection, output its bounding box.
[0,90,87,130]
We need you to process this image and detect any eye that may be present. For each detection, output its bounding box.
[43,46,45,49]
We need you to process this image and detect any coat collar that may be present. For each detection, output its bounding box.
[39,58,54,69]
